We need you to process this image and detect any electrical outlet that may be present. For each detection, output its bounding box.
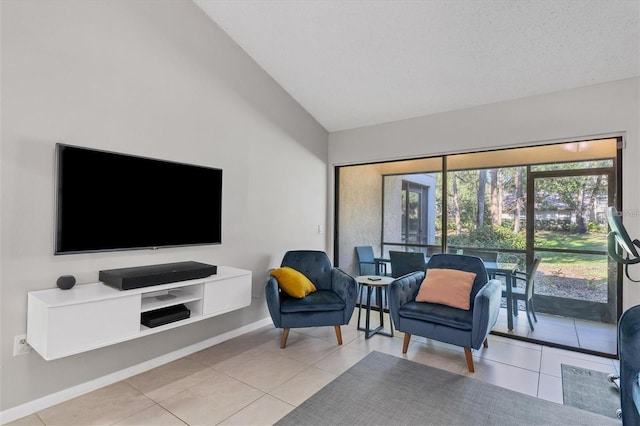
[13,334,32,356]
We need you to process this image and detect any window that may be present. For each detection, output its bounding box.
[336,137,621,357]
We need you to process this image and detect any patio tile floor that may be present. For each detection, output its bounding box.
[493,307,617,356]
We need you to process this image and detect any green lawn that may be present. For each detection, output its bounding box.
[534,231,608,279]
[535,230,607,252]
[448,229,610,279]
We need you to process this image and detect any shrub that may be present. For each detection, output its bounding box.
[448,225,525,250]
[587,221,605,233]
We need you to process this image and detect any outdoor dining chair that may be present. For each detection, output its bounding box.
[389,251,427,278]
[355,246,377,276]
[502,257,541,331]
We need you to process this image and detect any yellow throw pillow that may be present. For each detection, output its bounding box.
[415,268,476,310]
[271,266,317,298]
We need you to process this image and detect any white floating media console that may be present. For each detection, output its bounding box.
[27,266,252,360]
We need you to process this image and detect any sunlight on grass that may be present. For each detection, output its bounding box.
[535,231,607,251]
[530,231,610,281]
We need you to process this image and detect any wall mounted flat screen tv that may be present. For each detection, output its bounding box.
[55,144,222,254]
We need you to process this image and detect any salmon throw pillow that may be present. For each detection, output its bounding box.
[415,268,476,310]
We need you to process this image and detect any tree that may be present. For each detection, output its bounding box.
[451,173,461,235]
[490,169,501,226]
[477,170,486,230]
[532,160,611,234]
[514,167,524,233]
[587,174,604,222]
[575,178,587,234]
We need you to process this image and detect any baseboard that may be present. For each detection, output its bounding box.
[0,317,273,425]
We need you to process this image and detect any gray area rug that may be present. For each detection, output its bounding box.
[562,364,621,420]
[277,351,618,426]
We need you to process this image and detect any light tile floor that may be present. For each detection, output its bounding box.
[8,312,620,426]
[493,307,618,355]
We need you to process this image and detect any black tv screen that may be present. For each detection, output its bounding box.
[55,144,222,254]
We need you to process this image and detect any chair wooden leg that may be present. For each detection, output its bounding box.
[280,328,290,349]
[483,338,488,348]
[464,348,475,372]
[334,325,343,345]
[402,333,411,354]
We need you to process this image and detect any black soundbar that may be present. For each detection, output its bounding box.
[99,261,217,290]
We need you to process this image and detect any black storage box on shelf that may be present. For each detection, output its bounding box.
[141,304,190,328]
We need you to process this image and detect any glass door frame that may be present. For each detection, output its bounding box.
[527,166,618,323]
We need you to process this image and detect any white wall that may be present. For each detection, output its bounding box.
[1,0,328,411]
[329,77,640,309]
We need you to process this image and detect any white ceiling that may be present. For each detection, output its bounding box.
[195,0,640,132]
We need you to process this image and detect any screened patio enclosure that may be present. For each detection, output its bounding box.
[336,137,622,357]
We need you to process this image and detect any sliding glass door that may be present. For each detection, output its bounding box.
[529,167,617,339]
[335,137,622,357]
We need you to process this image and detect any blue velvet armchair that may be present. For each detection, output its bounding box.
[266,250,358,348]
[388,254,502,372]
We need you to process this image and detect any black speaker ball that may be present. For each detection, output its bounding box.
[57,275,76,290]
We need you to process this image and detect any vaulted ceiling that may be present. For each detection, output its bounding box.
[195,0,639,132]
